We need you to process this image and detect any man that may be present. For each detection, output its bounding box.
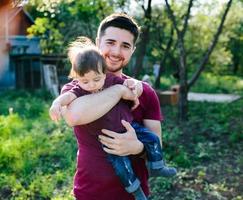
[62,13,163,200]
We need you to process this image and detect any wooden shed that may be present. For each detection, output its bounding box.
[0,0,41,89]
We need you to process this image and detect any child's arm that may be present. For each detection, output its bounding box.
[49,92,77,122]
[123,79,143,110]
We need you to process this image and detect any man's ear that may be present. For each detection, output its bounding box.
[132,46,136,54]
[96,38,99,47]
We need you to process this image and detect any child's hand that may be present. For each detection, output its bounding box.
[131,98,140,110]
[49,103,62,122]
[123,79,143,97]
[123,79,143,110]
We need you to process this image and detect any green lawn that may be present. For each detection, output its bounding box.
[0,73,242,200]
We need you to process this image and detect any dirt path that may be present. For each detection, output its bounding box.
[188,93,241,103]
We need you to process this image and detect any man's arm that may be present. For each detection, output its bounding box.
[98,82,163,156]
[143,119,162,145]
[141,82,163,145]
[61,84,136,126]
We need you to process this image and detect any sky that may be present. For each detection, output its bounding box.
[127,0,229,16]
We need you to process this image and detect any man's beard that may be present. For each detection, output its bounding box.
[107,65,125,73]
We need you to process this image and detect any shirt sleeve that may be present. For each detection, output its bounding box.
[61,80,88,97]
[141,82,163,121]
[61,81,75,94]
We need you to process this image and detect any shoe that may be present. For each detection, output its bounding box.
[149,166,177,177]
[133,187,148,200]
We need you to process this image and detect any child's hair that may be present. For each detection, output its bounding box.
[97,13,140,45]
[68,36,107,78]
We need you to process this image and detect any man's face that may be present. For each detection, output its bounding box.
[97,27,135,76]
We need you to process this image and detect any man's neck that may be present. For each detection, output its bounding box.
[110,70,123,77]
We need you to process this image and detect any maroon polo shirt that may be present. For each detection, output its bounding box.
[62,73,162,200]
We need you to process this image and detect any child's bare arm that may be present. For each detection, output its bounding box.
[49,92,77,122]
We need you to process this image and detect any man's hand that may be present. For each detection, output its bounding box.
[49,102,62,122]
[98,120,144,156]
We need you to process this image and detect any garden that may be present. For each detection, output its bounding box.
[0,73,242,200]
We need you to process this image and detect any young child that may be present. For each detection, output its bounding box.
[49,37,176,200]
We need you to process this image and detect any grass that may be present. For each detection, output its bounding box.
[0,90,76,200]
[149,76,243,199]
[157,72,243,95]
[0,72,242,200]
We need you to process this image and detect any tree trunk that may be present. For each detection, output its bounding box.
[133,28,150,77]
[178,40,188,121]
[155,27,174,88]
[133,0,152,78]
[165,0,193,121]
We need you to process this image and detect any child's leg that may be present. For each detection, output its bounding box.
[107,154,147,200]
[132,122,177,177]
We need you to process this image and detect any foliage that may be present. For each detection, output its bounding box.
[156,72,243,95]
[0,90,76,200]
[190,72,243,95]
[27,17,64,54]
[26,0,114,54]
[152,98,243,199]
[24,0,243,80]
[226,1,243,74]
[0,72,242,199]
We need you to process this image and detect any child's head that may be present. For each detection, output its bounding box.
[68,37,107,92]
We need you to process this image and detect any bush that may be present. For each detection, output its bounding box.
[0,90,76,200]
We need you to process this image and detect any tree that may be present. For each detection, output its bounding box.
[26,0,114,54]
[164,0,193,121]
[164,0,233,121]
[132,0,153,78]
[225,1,243,74]
[154,26,174,89]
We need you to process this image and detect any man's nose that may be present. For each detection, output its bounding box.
[111,45,121,56]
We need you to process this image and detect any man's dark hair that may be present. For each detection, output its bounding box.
[97,13,140,44]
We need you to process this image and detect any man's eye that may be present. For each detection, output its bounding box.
[106,41,114,45]
[123,45,131,49]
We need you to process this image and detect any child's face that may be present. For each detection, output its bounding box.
[76,70,106,93]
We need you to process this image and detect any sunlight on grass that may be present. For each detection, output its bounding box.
[191,73,243,94]
[236,80,243,90]
[160,75,177,89]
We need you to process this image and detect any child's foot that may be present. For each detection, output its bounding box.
[132,187,148,200]
[149,166,177,177]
